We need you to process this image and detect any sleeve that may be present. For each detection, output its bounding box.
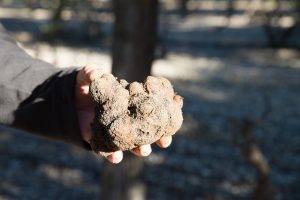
[0,24,91,150]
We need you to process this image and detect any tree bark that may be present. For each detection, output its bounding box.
[179,0,189,17]
[101,1,159,200]
[111,0,158,82]
[101,153,146,200]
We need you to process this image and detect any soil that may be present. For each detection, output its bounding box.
[89,74,183,154]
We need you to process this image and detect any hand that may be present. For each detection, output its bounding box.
[75,65,174,164]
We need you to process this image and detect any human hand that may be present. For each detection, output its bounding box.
[75,65,180,164]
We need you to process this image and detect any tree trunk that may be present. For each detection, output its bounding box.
[101,153,146,200]
[179,0,189,17]
[101,1,158,200]
[52,0,65,33]
[111,0,158,82]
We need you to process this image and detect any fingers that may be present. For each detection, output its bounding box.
[83,64,105,83]
[156,135,172,148]
[106,151,123,164]
[130,144,152,157]
[75,65,105,108]
[103,145,152,164]
[130,136,172,157]
[174,95,183,108]
[77,64,104,86]
[104,137,172,163]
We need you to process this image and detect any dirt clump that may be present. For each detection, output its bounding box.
[89,73,183,155]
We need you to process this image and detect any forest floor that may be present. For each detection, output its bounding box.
[0,5,300,200]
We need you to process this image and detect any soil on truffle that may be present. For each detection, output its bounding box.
[89,73,183,155]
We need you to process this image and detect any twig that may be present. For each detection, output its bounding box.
[239,95,275,200]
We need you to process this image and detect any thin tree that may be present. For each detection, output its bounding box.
[111,0,158,82]
[101,1,159,200]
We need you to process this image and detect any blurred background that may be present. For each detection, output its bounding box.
[0,0,299,199]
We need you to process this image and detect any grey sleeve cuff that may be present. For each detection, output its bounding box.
[12,68,91,150]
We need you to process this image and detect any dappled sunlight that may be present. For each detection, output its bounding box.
[0,126,102,199]
[0,8,51,20]
[14,32,32,43]
[0,128,13,142]
[39,164,85,186]
[190,87,229,102]
[220,180,253,197]
[1,0,299,199]
[178,83,230,103]
[276,49,300,69]
[152,53,223,80]
[183,0,294,11]
[174,14,251,30]
[0,181,21,197]
[278,16,296,28]
[0,7,113,23]
[21,43,112,71]
[240,48,289,68]
[145,152,165,165]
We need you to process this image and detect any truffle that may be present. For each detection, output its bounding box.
[89,73,183,155]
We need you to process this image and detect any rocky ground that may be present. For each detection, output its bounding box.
[0,5,300,200]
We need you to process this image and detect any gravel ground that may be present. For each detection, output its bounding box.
[147,48,300,200]
[0,6,300,200]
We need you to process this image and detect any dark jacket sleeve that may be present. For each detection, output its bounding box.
[0,24,91,149]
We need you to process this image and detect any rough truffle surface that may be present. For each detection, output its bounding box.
[89,73,183,154]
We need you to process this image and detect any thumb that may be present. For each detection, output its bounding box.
[77,64,105,85]
[76,65,105,95]
[75,65,104,108]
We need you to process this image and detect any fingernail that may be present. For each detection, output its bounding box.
[108,152,122,164]
[140,145,152,156]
